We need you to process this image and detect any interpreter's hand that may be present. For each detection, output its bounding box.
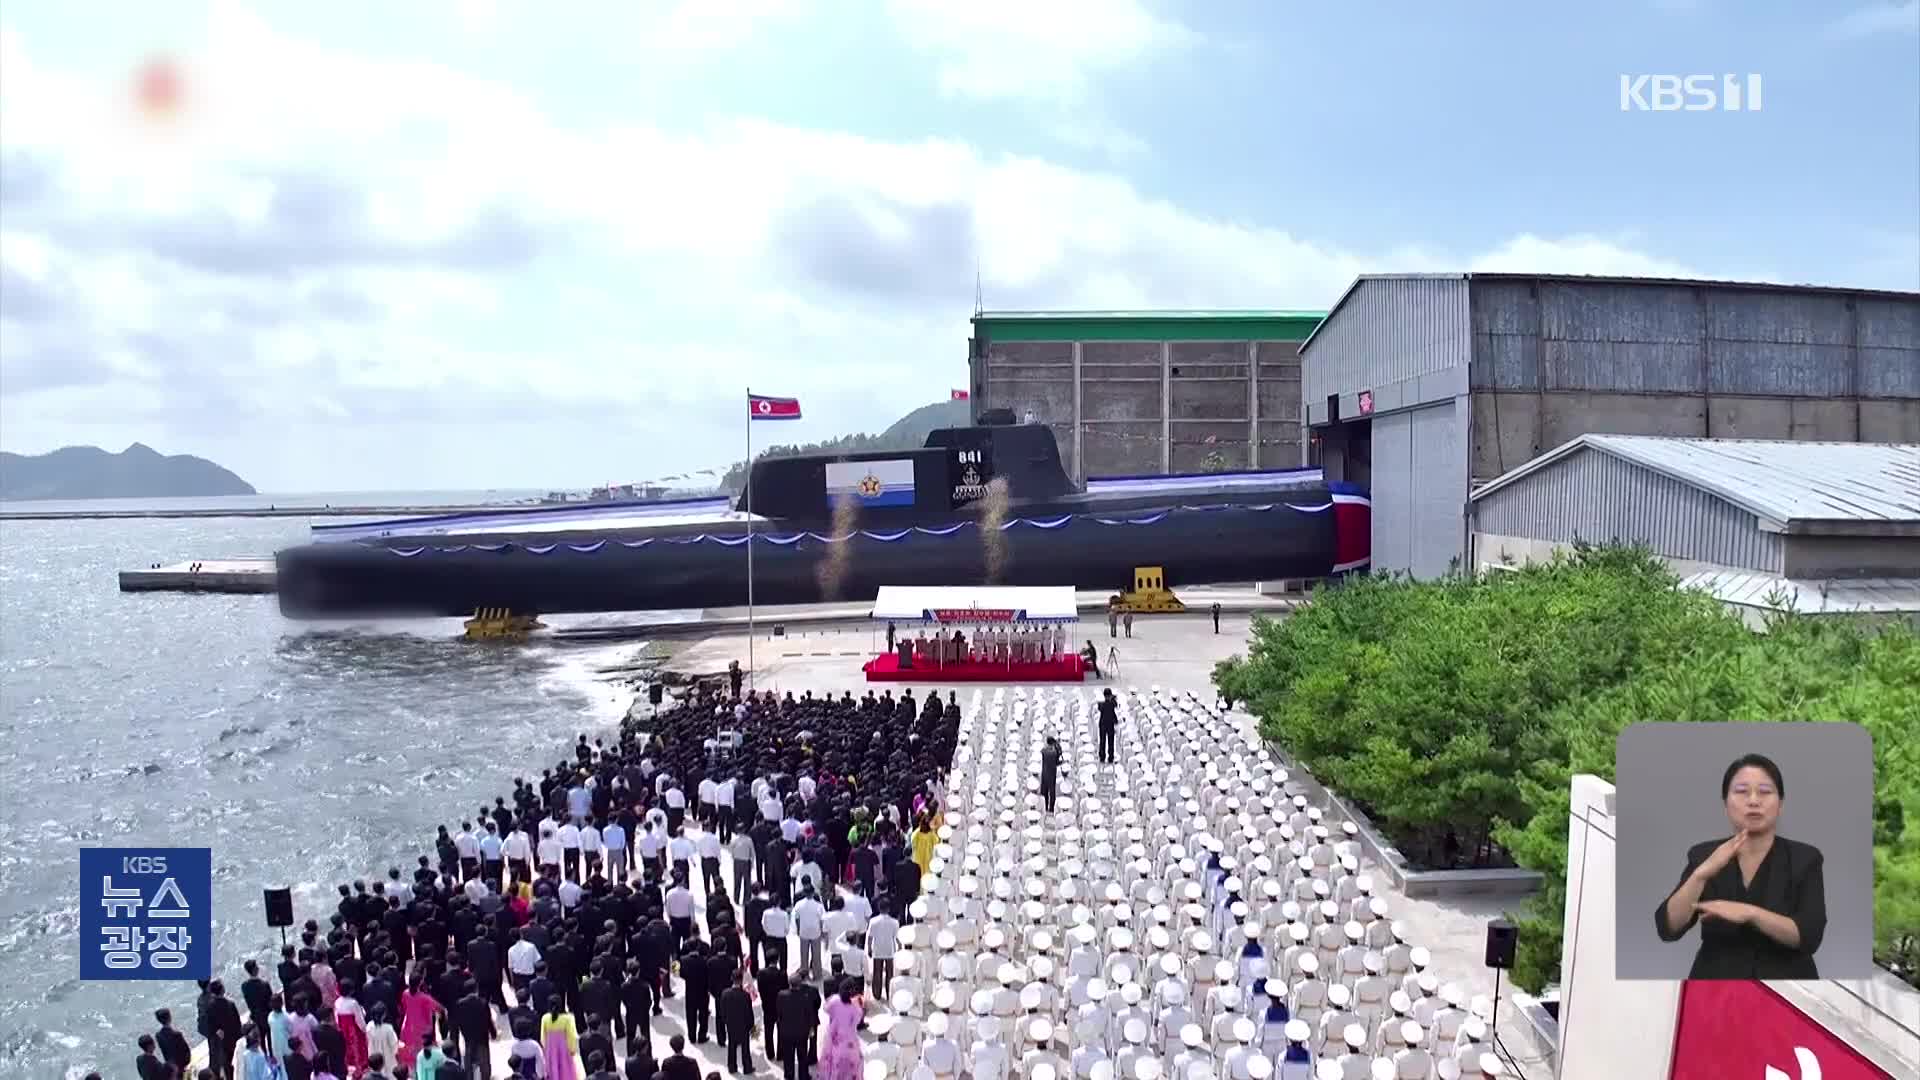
[1694,830,1747,880]
[1694,900,1756,925]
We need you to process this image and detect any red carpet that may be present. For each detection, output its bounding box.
[862,652,1086,683]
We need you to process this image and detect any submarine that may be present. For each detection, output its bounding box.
[274,413,1371,619]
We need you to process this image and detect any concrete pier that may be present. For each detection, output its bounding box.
[118,558,277,594]
[4,503,529,521]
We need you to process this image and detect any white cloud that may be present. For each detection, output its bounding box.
[1825,2,1920,39]
[1467,234,1709,278]
[0,9,1776,491]
[884,0,1197,106]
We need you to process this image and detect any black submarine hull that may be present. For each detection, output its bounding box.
[275,492,1367,619]
[274,422,1371,619]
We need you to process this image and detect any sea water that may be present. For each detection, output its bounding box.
[0,509,668,1078]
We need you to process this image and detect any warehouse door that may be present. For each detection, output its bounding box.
[1371,401,1465,579]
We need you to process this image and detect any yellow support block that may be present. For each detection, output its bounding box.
[463,607,547,642]
[1113,565,1186,614]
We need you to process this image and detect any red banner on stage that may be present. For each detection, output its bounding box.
[928,608,1019,623]
[1670,980,1893,1080]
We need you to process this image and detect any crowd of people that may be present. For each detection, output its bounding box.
[131,680,968,1080]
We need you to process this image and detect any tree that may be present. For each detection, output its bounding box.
[1215,545,1920,991]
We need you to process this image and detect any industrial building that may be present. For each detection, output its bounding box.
[1301,274,1920,579]
[967,310,1323,482]
[1472,435,1920,627]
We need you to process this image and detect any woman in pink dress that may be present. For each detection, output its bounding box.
[311,956,340,1009]
[541,1002,579,1080]
[333,981,369,1076]
[817,986,865,1080]
[397,974,444,1066]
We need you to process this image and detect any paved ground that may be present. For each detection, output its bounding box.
[503,612,1557,1079]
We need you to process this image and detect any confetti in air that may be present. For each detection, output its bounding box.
[978,476,1011,584]
[814,496,862,602]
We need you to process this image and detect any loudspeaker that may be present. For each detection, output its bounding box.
[1485,917,1517,970]
[648,683,663,706]
[263,887,294,929]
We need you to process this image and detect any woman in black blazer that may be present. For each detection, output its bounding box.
[1655,753,1827,979]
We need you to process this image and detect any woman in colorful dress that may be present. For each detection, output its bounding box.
[541,1001,580,1080]
[332,981,368,1076]
[910,814,938,877]
[397,974,444,1065]
[364,1003,401,1075]
[287,998,319,1060]
[310,954,340,1010]
[816,984,866,1080]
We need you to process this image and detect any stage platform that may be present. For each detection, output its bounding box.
[862,652,1086,683]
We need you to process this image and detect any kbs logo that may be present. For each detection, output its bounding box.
[1620,74,1763,112]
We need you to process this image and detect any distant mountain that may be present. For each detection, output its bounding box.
[719,399,971,491]
[0,443,256,501]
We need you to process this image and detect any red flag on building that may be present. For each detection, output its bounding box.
[747,394,802,420]
[951,388,970,401]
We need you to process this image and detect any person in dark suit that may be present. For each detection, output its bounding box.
[619,959,654,1052]
[582,960,620,1045]
[719,974,757,1074]
[579,1016,617,1079]
[453,984,497,1078]
[662,1035,701,1080]
[681,938,712,1043]
[206,982,244,1080]
[755,958,788,1061]
[239,961,274,1043]
[468,931,506,1012]
[707,950,736,1051]
[135,1034,168,1080]
[1656,753,1827,980]
[1097,690,1119,763]
[775,985,815,1080]
[1039,737,1062,814]
[277,946,304,998]
[155,1008,193,1077]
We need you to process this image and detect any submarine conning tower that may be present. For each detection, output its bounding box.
[736,415,1075,523]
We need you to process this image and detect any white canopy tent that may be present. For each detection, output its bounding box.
[869,585,1080,624]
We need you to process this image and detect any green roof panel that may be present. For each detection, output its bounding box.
[973,309,1325,342]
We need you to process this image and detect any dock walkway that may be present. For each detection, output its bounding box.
[118,559,277,593]
[3,504,523,521]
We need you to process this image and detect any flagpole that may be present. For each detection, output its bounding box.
[745,386,755,696]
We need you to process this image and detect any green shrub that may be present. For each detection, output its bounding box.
[1497,611,1920,989]
[1217,545,1920,992]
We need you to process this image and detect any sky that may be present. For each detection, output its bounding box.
[1,0,1916,493]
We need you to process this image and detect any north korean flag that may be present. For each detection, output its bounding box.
[748,394,802,420]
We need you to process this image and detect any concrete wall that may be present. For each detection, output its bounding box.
[1468,279,1920,482]
[1078,340,1164,478]
[1254,342,1303,466]
[979,336,1304,480]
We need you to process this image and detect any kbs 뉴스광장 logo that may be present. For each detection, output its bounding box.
[79,848,213,980]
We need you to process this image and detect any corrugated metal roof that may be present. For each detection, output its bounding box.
[1300,272,1920,355]
[1472,434,1920,534]
[1679,571,1920,615]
